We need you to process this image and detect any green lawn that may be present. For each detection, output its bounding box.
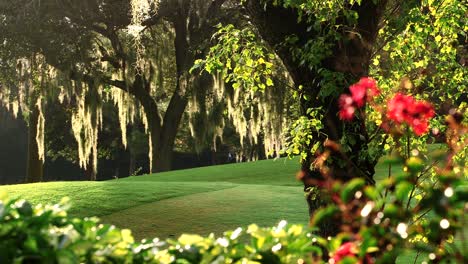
[0,157,305,239]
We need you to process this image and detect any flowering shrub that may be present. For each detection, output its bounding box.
[1,78,466,263]
[386,93,435,136]
[339,77,380,120]
[339,77,435,136]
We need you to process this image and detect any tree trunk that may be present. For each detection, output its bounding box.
[151,140,173,173]
[84,151,97,181]
[245,0,388,237]
[134,72,188,174]
[25,94,43,183]
[129,153,136,176]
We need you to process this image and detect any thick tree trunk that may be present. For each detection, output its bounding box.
[25,94,43,183]
[151,140,173,173]
[145,4,191,173]
[135,74,188,173]
[245,0,388,237]
[103,0,223,174]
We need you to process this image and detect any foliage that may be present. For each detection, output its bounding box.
[0,193,310,263]
[371,0,467,104]
[368,0,467,160]
[191,24,296,158]
[197,0,466,178]
[192,25,276,92]
[283,108,323,161]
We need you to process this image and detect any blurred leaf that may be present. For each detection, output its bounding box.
[312,206,339,226]
[395,181,414,201]
[341,178,366,203]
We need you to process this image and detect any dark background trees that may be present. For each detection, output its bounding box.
[0,0,241,182]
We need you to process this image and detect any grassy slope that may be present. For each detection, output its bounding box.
[0,158,305,239]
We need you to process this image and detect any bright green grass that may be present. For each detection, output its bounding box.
[122,157,302,186]
[0,181,237,217]
[0,157,305,240]
[101,185,307,239]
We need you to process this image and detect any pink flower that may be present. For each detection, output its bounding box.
[338,77,381,121]
[387,93,435,135]
[339,95,356,120]
[332,242,357,263]
[350,84,366,107]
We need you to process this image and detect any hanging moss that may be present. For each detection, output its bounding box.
[35,97,45,162]
[188,69,292,159]
[129,0,160,71]
[70,80,103,176]
[0,56,51,164]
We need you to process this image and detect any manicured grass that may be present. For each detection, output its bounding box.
[0,157,305,240]
[101,185,307,239]
[0,181,237,217]
[123,157,302,186]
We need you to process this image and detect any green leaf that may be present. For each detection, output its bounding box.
[395,181,414,201]
[266,78,274,87]
[312,205,339,226]
[406,157,424,173]
[341,178,366,203]
[364,186,379,200]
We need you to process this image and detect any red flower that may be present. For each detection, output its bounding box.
[339,77,380,121]
[407,101,435,135]
[387,93,414,123]
[358,77,380,97]
[332,242,357,263]
[339,95,356,120]
[350,83,366,107]
[387,93,435,135]
[350,77,380,107]
[412,101,435,120]
[411,119,430,136]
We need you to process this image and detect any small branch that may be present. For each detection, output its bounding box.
[406,178,417,210]
[409,208,432,226]
[380,162,392,211]
[412,250,421,264]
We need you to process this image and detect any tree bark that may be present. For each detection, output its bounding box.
[25,92,43,183]
[130,72,188,173]
[245,0,388,236]
[101,0,224,174]
[84,150,97,181]
[129,152,136,176]
[152,139,173,173]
